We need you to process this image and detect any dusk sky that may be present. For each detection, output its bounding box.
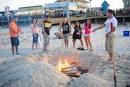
[0,0,124,11]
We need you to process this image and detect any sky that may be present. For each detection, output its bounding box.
[0,0,124,11]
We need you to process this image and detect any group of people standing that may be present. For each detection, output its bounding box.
[59,18,93,51]
[9,9,117,63]
[8,17,52,56]
[59,9,118,63]
[31,17,51,51]
[30,17,93,52]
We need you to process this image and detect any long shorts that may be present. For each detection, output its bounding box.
[43,34,49,49]
[33,33,39,44]
[105,33,115,54]
[11,37,19,46]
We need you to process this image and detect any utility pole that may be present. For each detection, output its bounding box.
[67,0,70,18]
[89,0,92,12]
[5,6,10,26]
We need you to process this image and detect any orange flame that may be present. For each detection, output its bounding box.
[56,59,70,72]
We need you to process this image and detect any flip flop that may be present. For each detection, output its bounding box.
[80,48,85,50]
[77,47,85,50]
[77,47,81,50]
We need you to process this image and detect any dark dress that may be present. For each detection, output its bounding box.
[73,27,82,40]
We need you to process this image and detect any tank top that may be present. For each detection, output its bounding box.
[74,27,82,35]
[62,23,70,34]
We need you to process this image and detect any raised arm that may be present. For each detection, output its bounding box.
[93,24,105,32]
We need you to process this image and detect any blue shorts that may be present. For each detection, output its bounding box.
[11,37,19,46]
[33,33,38,44]
[63,33,69,41]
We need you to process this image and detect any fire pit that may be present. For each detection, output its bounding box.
[56,59,88,77]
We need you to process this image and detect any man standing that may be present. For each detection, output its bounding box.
[9,18,21,56]
[42,17,51,51]
[93,9,118,63]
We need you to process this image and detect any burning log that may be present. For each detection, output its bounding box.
[56,59,88,77]
[62,66,81,77]
[64,71,81,77]
[77,67,88,74]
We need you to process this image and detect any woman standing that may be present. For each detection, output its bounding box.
[59,18,71,48]
[31,19,40,50]
[83,19,93,51]
[72,22,83,49]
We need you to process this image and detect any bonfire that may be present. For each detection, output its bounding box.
[56,59,88,77]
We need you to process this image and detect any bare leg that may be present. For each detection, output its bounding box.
[87,36,93,51]
[105,38,107,51]
[16,46,19,54]
[80,39,83,48]
[32,43,34,50]
[64,39,67,48]
[44,41,47,51]
[73,40,76,48]
[11,46,15,56]
[36,43,38,49]
[66,39,69,48]
[45,36,49,51]
[43,34,49,51]
[43,34,47,51]
[108,53,114,62]
[84,37,89,49]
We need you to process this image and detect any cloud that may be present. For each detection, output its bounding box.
[0,0,55,11]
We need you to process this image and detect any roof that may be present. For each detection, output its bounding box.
[101,0,109,6]
[56,0,89,3]
[19,5,43,11]
[44,2,76,9]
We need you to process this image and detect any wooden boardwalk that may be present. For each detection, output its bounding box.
[37,15,130,25]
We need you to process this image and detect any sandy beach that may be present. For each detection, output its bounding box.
[0,23,130,58]
[0,23,130,87]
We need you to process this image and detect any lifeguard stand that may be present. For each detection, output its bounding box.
[101,0,109,15]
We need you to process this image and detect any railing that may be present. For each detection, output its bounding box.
[0,13,130,27]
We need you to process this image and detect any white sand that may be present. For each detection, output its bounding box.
[0,24,130,87]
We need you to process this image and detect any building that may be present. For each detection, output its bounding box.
[44,0,89,17]
[56,0,88,11]
[123,0,130,8]
[16,5,43,16]
[0,11,15,17]
[87,7,102,16]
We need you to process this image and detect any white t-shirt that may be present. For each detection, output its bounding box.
[104,16,118,33]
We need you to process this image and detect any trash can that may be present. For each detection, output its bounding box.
[123,25,130,36]
[123,31,129,36]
